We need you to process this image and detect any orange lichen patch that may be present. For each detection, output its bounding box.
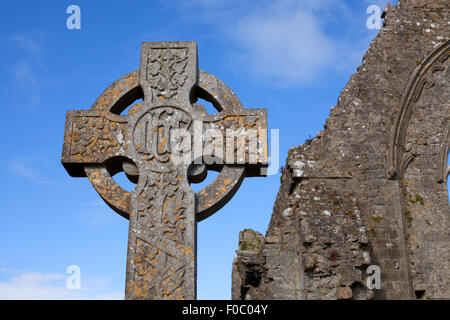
[66,115,127,163]
[180,246,193,255]
[201,198,215,208]
[85,168,131,217]
[133,286,144,297]
[159,136,168,146]
[128,102,142,115]
[141,283,150,292]
[123,73,137,85]
[135,264,146,276]
[217,185,228,196]
[91,71,138,112]
[175,288,184,300]
[162,197,170,212]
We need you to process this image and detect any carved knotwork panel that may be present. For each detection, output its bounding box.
[127,170,194,300]
[145,47,189,100]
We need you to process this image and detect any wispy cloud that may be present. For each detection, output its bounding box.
[0,269,123,300]
[227,3,335,84]
[6,31,54,109]
[77,200,126,226]
[9,159,49,185]
[10,33,43,54]
[13,61,43,105]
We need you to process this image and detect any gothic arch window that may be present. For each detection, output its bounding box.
[387,40,449,299]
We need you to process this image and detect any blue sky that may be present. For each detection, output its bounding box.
[0,0,395,299]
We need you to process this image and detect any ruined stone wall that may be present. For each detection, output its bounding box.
[232,0,449,300]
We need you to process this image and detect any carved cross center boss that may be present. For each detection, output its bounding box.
[62,42,268,300]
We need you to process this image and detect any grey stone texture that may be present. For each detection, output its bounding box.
[232,0,449,300]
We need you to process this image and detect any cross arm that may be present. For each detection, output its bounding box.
[201,109,268,177]
[62,110,128,177]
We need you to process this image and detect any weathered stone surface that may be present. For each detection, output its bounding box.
[232,0,449,300]
[231,229,265,300]
[62,41,268,299]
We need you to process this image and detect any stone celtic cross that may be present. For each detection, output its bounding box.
[62,41,268,300]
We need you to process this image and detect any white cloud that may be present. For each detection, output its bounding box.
[9,159,49,185]
[228,5,335,84]
[177,0,363,86]
[6,31,54,109]
[13,61,43,105]
[77,200,126,226]
[0,269,123,300]
[10,33,43,54]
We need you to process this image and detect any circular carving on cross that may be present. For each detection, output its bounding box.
[83,69,246,221]
[132,106,192,169]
